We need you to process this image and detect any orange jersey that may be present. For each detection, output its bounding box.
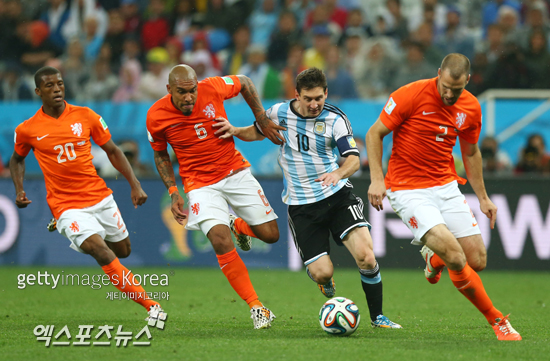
[146,75,251,192]
[14,102,113,218]
[380,77,482,191]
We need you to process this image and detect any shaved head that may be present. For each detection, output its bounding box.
[169,64,197,85]
[440,53,470,79]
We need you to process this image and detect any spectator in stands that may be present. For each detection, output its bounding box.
[141,0,170,51]
[341,27,367,80]
[280,43,306,99]
[435,6,475,60]
[304,2,341,40]
[304,24,333,69]
[238,44,281,99]
[220,25,251,75]
[80,15,105,63]
[385,0,409,43]
[112,58,141,102]
[482,0,521,34]
[79,59,119,101]
[524,29,550,89]
[324,44,357,100]
[63,0,108,41]
[120,35,144,67]
[484,41,530,89]
[305,0,347,31]
[0,62,33,101]
[467,52,489,96]
[355,40,396,99]
[283,0,315,29]
[99,139,155,178]
[497,5,521,44]
[0,0,24,63]
[170,0,195,39]
[137,47,170,101]
[480,136,513,174]
[104,9,127,70]
[390,41,432,91]
[16,20,62,73]
[60,38,89,99]
[517,2,550,50]
[475,24,506,64]
[412,22,443,68]
[203,0,253,35]
[121,0,141,36]
[181,31,222,77]
[40,0,71,49]
[187,49,220,81]
[165,37,183,68]
[522,133,550,173]
[268,11,301,71]
[248,0,279,46]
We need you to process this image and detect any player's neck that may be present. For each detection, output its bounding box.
[291,101,306,118]
[42,102,66,119]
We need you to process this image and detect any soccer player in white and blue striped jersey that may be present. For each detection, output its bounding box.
[213,68,401,328]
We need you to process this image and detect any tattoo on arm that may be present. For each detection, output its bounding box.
[238,75,268,126]
[154,150,177,189]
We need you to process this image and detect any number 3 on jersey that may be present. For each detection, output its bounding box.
[54,143,77,163]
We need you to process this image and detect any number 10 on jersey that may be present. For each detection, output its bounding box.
[295,134,309,152]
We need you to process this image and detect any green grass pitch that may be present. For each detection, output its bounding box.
[1,266,548,361]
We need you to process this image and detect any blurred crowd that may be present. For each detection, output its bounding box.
[0,0,549,177]
[2,0,550,102]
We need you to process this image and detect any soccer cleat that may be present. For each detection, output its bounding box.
[371,315,403,329]
[318,278,336,298]
[250,306,276,329]
[492,314,522,341]
[146,304,168,330]
[229,214,252,251]
[47,218,57,232]
[421,245,443,284]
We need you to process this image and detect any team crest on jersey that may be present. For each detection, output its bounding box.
[384,97,396,115]
[71,123,83,137]
[455,113,466,128]
[203,104,215,119]
[314,121,326,135]
[347,136,356,148]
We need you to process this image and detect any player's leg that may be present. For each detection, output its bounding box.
[306,255,336,297]
[457,234,487,272]
[106,237,131,258]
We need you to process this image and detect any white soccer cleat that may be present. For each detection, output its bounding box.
[250,306,276,329]
[229,214,252,251]
[420,245,443,284]
[146,304,168,329]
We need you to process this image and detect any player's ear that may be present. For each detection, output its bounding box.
[35,87,41,97]
[294,89,299,100]
[166,84,171,94]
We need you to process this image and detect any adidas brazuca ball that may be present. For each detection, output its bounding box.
[319,297,360,336]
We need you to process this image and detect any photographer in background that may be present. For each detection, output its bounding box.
[479,136,512,175]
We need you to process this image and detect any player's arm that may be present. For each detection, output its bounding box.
[100,139,147,208]
[153,149,186,225]
[460,138,497,229]
[212,117,265,142]
[365,118,392,211]
[9,151,32,208]
[236,74,286,145]
[316,155,360,187]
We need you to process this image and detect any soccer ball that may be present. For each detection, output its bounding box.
[319,297,360,336]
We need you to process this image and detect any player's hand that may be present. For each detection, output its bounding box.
[257,113,286,145]
[315,172,341,187]
[368,180,386,211]
[131,186,148,208]
[212,117,237,139]
[15,191,32,208]
[480,197,497,229]
[171,193,187,225]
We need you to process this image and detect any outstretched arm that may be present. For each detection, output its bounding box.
[460,138,497,229]
[100,139,147,208]
[9,151,32,208]
[153,149,186,225]
[237,74,286,145]
[365,118,392,211]
[212,117,266,142]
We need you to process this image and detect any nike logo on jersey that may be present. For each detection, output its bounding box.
[266,209,273,215]
[472,222,478,227]
[37,134,49,140]
[422,111,436,115]
[170,123,183,128]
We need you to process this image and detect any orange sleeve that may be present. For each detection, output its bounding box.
[210,75,242,101]
[88,109,112,146]
[379,85,416,131]
[146,112,167,152]
[459,103,482,144]
[14,123,31,157]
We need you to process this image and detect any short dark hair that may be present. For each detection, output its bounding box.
[34,66,61,88]
[295,67,327,94]
[440,53,470,79]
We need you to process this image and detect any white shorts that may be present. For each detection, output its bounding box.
[386,181,480,245]
[185,168,278,235]
[57,195,128,253]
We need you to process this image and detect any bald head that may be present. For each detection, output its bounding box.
[440,53,470,79]
[169,64,197,85]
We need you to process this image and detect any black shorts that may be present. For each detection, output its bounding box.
[288,184,371,265]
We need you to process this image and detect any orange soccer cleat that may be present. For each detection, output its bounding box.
[493,315,522,341]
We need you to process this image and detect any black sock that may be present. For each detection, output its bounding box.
[359,263,383,322]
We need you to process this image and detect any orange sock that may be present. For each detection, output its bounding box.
[102,258,158,310]
[217,249,260,308]
[448,263,503,324]
[234,217,257,238]
[430,253,446,269]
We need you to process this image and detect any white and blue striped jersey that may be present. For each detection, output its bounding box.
[260,100,360,205]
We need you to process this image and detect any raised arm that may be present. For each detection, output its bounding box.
[153,149,186,225]
[100,139,147,208]
[9,151,32,208]
[460,138,497,229]
[365,118,392,211]
[237,74,286,145]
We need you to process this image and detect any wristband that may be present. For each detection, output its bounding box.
[168,186,178,196]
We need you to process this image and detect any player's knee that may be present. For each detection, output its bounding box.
[262,227,279,244]
[310,268,333,285]
[470,253,487,272]
[116,244,132,259]
[445,251,467,270]
[355,249,376,270]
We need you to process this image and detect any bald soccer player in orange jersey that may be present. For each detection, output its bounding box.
[146,64,284,329]
[366,54,521,341]
[10,66,167,326]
